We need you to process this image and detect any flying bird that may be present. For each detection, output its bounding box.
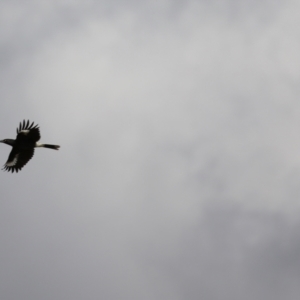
[0,120,60,173]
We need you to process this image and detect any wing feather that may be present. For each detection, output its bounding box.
[16,120,41,142]
[2,148,35,173]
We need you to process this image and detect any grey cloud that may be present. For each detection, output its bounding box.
[1,0,300,299]
[165,206,300,300]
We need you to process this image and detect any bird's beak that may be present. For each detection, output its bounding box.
[0,140,4,143]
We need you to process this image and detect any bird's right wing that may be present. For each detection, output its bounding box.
[2,148,34,173]
[16,120,41,142]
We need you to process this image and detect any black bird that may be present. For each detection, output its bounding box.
[0,120,60,173]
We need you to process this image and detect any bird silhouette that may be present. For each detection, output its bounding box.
[0,120,60,173]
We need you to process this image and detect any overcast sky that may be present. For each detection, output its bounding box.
[1,0,300,299]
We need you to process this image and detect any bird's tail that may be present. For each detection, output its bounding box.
[38,144,60,150]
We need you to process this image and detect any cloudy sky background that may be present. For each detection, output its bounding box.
[1,0,300,299]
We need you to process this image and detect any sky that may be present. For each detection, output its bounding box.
[1,0,300,299]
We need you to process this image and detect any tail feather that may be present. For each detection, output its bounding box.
[39,144,60,150]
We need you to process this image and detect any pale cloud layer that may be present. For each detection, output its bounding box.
[1,1,300,299]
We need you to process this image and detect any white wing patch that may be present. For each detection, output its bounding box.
[19,130,30,135]
[6,154,19,166]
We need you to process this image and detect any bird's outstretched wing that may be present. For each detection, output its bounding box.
[2,148,35,173]
[16,120,40,142]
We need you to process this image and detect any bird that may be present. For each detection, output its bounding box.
[0,120,60,173]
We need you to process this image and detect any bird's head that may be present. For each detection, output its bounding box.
[0,139,15,146]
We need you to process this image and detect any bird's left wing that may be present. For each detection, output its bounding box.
[2,148,35,173]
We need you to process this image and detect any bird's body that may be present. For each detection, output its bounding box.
[0,120,60,173]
